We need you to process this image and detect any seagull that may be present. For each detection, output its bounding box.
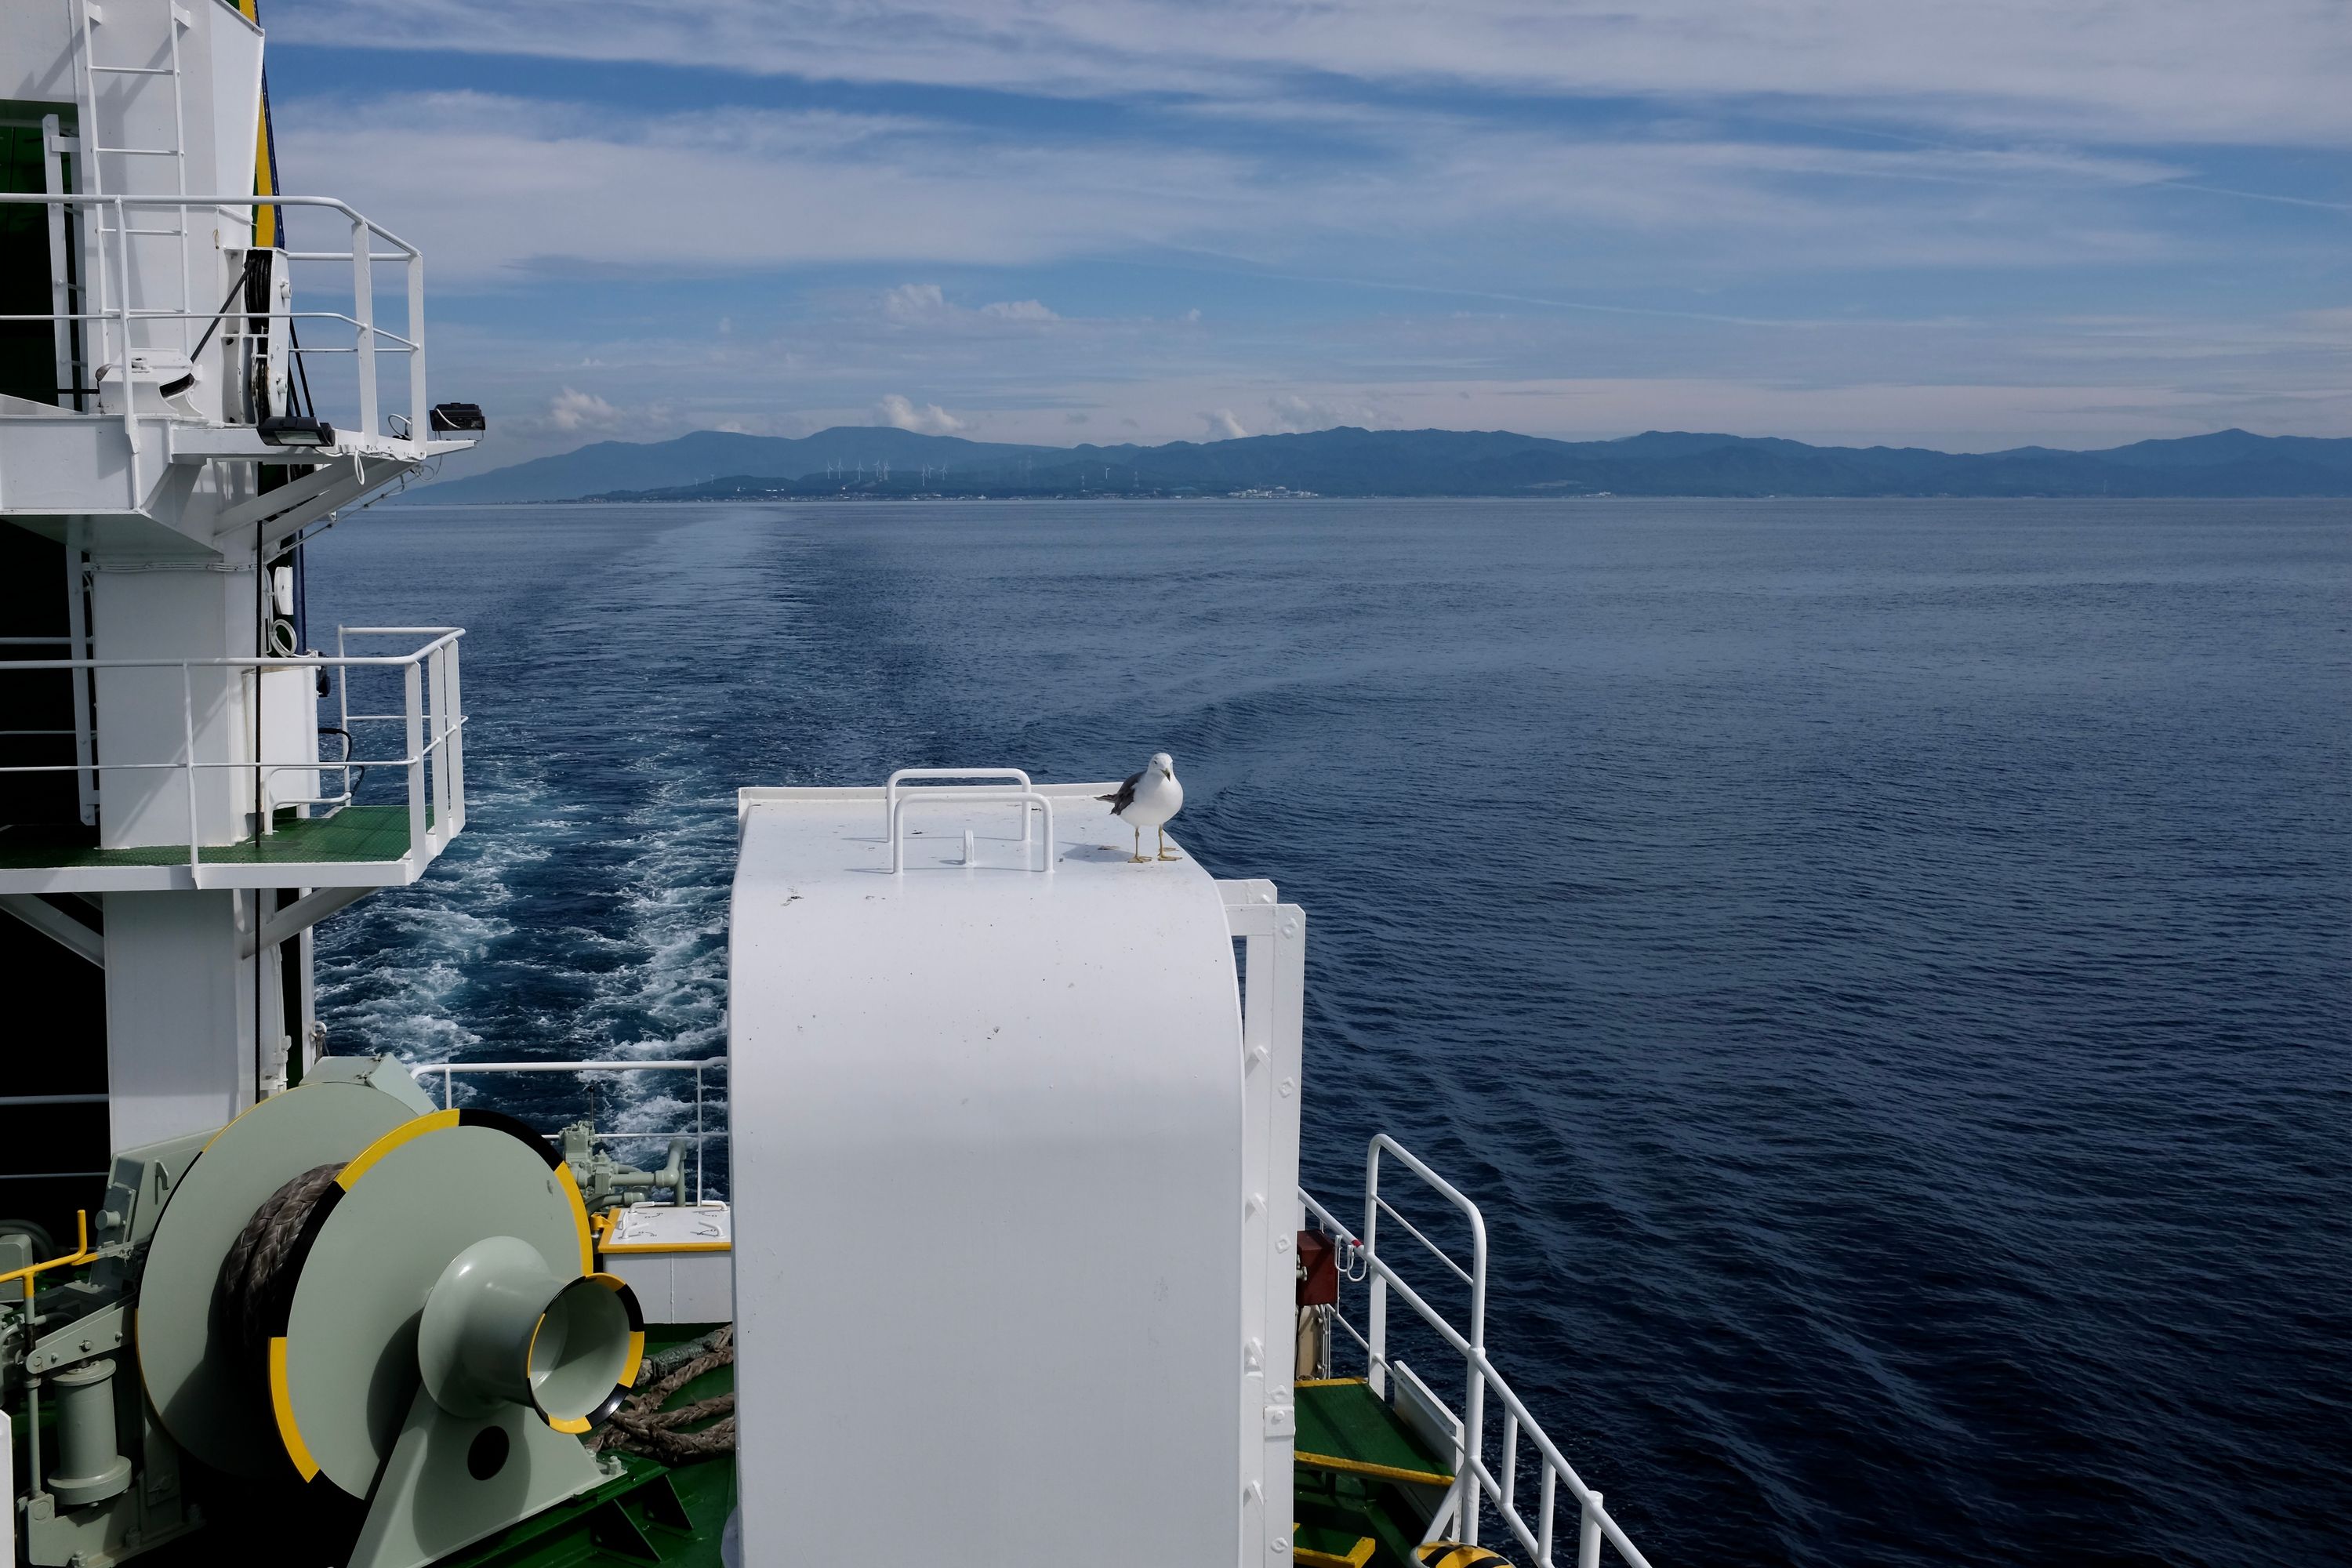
[1101,752,1184,863]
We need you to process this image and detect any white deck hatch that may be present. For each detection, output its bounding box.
[599,1202,732,1325]
[728,778,1250,1564]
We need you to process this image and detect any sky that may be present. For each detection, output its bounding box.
[261,0,2351,468]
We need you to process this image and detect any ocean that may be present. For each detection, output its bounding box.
[307,497,2349,1568]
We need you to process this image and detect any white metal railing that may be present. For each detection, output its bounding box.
[883,768,1054,874]
[0,626,463,876]
[426,1058,728,1205]
[0,189,430,501]
[883,767,1033,833]
[1300,1135,1653,1568]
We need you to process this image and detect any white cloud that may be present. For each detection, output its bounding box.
[267,6,2352,464]
[547,387,622,431]
[884,286,1062,327]
[280,87,2258,304]
[276,94,1257,284]
[884,283,949,320]
[277,1,2352,148]
[873,394,967,434]
[1265,394,1387,433]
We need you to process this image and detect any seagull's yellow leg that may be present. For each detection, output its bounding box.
[1157,827,1182,861]
[1130,826,1149,864]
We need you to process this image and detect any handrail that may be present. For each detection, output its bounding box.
[0,192,419,256]
[0,629,463,868]
[429,1058,727,1204]
[1301,1139,1654,1568]
[1374,1192,1476,1287]
[0,1210,93,1301]
[889,787,1055,873]
[0,191,427,451]
[883,768,1033,841]
[1367,1133,1489,1544]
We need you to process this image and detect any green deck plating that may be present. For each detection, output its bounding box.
[1294,1380,1463,1568]
[0,807,426,870]
[434,1354,1460,1568]
[431,1323,738,1568]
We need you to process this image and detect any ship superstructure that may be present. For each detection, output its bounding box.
[2,0,478,1166]
[0,8,1657,1568]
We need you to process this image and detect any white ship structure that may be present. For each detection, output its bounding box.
[0,6,1656,1566]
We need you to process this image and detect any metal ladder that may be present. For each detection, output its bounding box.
[72,0,198,361]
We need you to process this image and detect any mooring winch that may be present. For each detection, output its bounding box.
[2,1056,643,1568]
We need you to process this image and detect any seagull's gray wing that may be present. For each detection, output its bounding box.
[1098,768,1143,815]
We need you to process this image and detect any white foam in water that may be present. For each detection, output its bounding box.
[317,721,735,1167]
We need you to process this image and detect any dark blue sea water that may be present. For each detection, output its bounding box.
[307,498,2350,1568]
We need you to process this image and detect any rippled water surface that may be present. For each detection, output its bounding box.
[309,498,2349,1568]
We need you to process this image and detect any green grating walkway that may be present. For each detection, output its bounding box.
[1294,1379,1462,1568]
[0,806,427,870]
[1296,1378,1455,1489]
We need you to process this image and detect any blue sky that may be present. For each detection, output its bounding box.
[262,0,2350,466]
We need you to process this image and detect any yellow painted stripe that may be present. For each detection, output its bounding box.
[336,1108,458,1190]
[620,1329,646,1388]
[1296,1377,1368,1388]
[267,1337,320,1481]
[1295,1539,1378,1568]
[201,1092,267,1155]
[596,1240,732,1255]
[1419,1548,1512,1568]
[250,103,273,249]
[557,1162,593,1275]
[547,1414,591,1436]
[238,0,275,249]
[1294,1449,1454,1489]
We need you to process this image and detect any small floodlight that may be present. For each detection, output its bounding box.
[430,402,488,433]
[259,415,335,448]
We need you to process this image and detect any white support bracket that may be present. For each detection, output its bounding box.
[0,893,103,968]
[239,884,376,959]
[1222,877,1305,1568]
[210,456,379,551]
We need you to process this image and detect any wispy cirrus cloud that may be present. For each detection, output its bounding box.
[283,89,2263,290]
[274,0,2352,147]
[260,2,2350,459]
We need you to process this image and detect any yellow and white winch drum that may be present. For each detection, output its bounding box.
[258,1108,639,1494]
[136,1070,432,1479]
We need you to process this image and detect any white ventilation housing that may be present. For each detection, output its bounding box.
[728,776,1259,1564]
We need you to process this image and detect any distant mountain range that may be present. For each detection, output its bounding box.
[409,426,2352,504]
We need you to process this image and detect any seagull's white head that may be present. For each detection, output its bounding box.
[1150,751,1176,781]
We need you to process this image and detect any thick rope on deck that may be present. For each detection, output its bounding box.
[588,1324,736,1461]
[217,1161,343,1361]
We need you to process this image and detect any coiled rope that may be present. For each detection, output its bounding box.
[217,1164,739,1462]
[217,1161,342,1363]
[587,1324,736,1461]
